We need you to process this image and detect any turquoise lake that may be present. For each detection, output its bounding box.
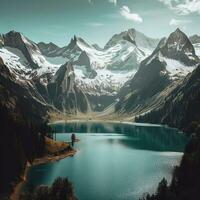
[26,122,189,200]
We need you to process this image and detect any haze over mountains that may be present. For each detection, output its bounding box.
[0,28,200,117]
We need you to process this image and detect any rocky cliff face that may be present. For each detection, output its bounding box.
[1,29,199,116]
[0,34,4,47]
[115,29,199,115]
[189,34,200,44]
[104,28,159,50]
[3,31,41,69]
[37,42,62,57]
[47,62,88,113]
[136,64,200,132]
[189,34,200,57]
[160,29,199,66]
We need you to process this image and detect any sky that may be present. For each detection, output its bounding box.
[0,0,200,47]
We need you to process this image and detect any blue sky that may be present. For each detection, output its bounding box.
[0,0,199,47]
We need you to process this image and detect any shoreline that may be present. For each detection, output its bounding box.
[10,148,76,200]
[49,118,164,128]
[9,117,182,200]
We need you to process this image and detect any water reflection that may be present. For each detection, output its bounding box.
[26,122,189,200]
[51,122,188,152]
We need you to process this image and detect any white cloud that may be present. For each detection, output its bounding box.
[120,5,143,23]
[108,0,117,6]
[169,18,191,26]
[89,0,117,5]
[86,22,104,27]
[159,0,200,15]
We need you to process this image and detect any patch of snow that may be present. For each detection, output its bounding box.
[163,57,195,77]
[74,65,136,95]
[0,46,60,78]
[193,43,200,57]
[0,47,29,76]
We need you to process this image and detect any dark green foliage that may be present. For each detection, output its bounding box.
[141,133,200,200]
[0,105,48,195]
[0,62,49,196]
[20,177,77,200]
[138,65,200,200]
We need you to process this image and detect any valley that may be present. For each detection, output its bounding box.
[0,27,200,200]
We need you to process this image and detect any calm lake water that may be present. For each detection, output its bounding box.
[26,122,189,200]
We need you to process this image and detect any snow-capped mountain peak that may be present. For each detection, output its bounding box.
[138,29,199,80]
[160,28,199,66]
[0,31,60,79]
[104,28,159,50]
[165,28,195,53]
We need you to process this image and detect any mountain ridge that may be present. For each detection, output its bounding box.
[0,28,199,114]
[115,28,199,115]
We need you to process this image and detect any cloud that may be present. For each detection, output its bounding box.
[169,18,192,26]
[120,6,143,23]
[89,0,117,5]
[86,22,104,27]
[159,0,200,15]
[108,0,117,6]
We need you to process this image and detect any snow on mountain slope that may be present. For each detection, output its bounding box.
[38,29,159,72]
[0,46,60,79]
[20,35,57,70]
[189,35,200,58]
[1,29,198,97]
[37,30,159,95]
[115,29,200,114]
[74,38,146,71]
[0,47,30,80]
[104,28,159,50]
[164,57,195,77]
[193,43,200,57]
[27,28,161,96]
[146,51,195,79]
[160,29,199,66]
[67,31,158,71]
[37,35,152,95]
[1,31,61,77]
[74,67,135,95]
[143,29,199,80]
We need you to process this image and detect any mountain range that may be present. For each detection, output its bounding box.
[1,27,200,197]
[0,28,199,117]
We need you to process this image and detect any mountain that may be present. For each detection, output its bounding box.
[47,62,88,113]
[136,64,200,132]
[37,42,63,57]
[36,30,159,98]
[136,63,200,200]
[104,28,159,51]
[92,43,103,51]
[1,28,198,114]
[0,34,3,47]
[115,28,199,114]
[160,29,199,66]
[3,31,46,69]
[0,31,89,114]
[190,34,200,57]
[0,58,49,195]
[190,34,200,44]
[144,29,199,79]
[0,31,60,79]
